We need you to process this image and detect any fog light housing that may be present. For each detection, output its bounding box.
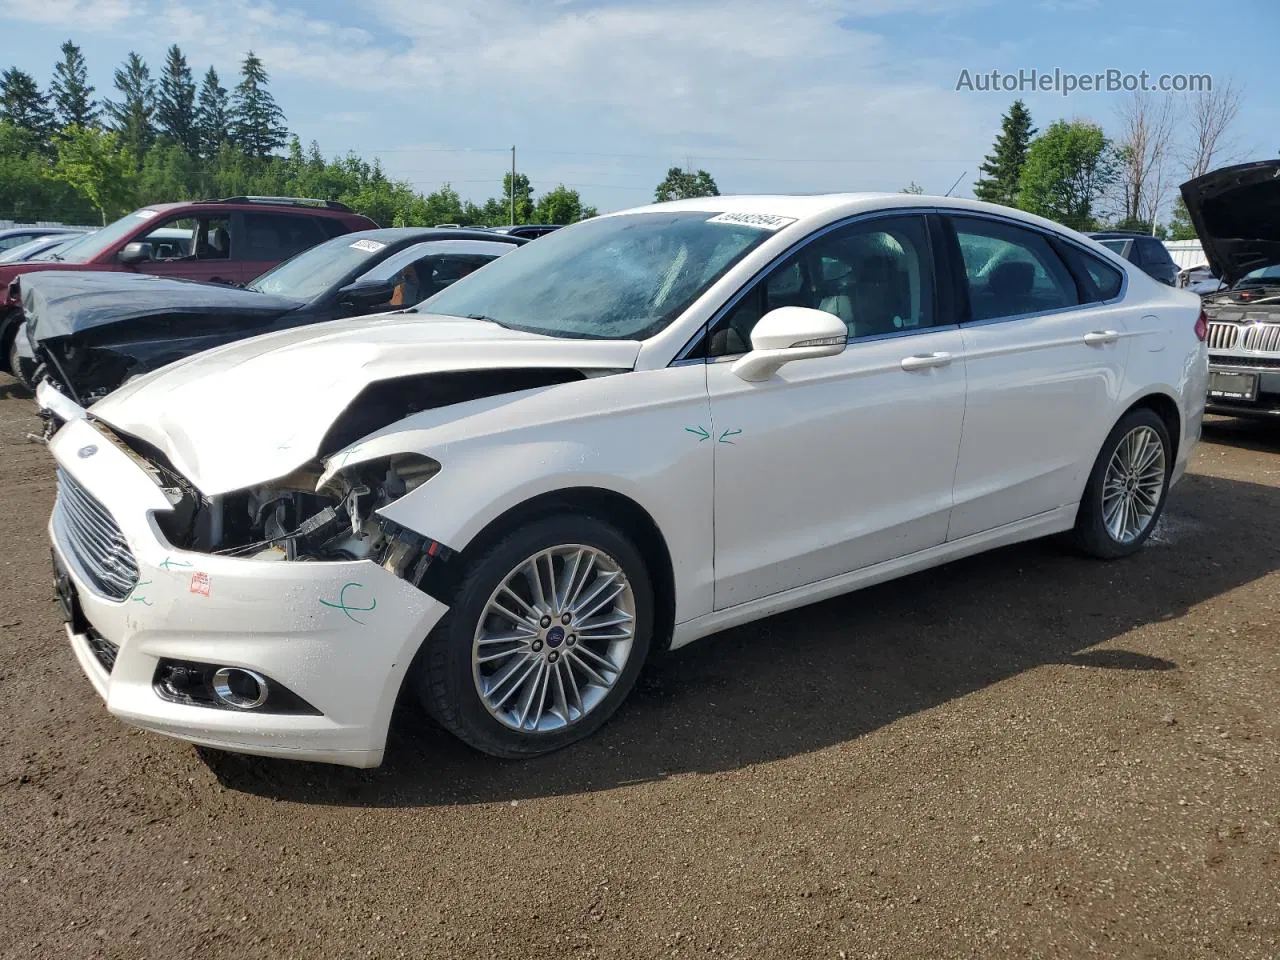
[154,659,320,715]
[212,667,269,709]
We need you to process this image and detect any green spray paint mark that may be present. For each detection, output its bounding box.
[319,582,377,625]
[718,428,743,444]
[685,425,711,441]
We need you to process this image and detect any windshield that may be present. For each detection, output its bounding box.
[0,236,62,263]
[247,234,393,300]
[422,212,774,340]
[1234,264,1280,288]
[50,210,158,263]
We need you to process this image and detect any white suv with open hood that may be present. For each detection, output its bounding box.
[43,194,1207,767]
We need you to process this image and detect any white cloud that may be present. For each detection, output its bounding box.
[6,0,1000,206]
[0,0,140,26]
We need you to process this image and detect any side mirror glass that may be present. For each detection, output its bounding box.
[730,306,847,382]
[118,241,153,264]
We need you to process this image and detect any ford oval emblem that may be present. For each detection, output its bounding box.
[77,445,98,459]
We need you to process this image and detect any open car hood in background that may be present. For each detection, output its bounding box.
[21,270,301,343]
[1180,160,1280,286]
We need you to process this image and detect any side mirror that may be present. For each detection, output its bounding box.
[337,279,397,308]
[117,241,153,265]
[730,306,847,382]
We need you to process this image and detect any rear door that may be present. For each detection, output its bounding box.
[946,214,1131,540]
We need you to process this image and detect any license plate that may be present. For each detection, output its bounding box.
[51,549,79,625]
[1208,370,1258,401]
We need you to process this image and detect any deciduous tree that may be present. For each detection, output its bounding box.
[1017,120,1118,231]
[654,166,719,202]
[51,125,136,223]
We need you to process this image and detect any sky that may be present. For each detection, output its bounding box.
[2,0,1277,217]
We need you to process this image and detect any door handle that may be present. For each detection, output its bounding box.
[900,351,953,371]
[1082,330,1120,346]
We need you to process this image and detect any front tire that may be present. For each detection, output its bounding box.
[1073,407,1171,559]
[413,514,654,758]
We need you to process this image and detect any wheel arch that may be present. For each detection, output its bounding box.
[1121,390,1182,466]
[431,486,678,659]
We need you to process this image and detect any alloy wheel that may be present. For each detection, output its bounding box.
[472,544,637,733]
[1101,425,1166,544]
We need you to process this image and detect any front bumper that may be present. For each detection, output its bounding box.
[48,415,449,767]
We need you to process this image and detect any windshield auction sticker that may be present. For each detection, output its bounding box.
[706,212,797,230]
[349,239,387,253]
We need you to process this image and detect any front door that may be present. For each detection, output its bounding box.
[135,214,238,284]
[703,214,967,610]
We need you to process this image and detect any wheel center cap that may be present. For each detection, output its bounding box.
[546,626,565,648]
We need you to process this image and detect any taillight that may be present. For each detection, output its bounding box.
[1194,309,1208,342]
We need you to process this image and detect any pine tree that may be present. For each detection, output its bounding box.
[229,52,287,159]
[196,67,230,159]
[50,40,99,130]
[0,68,55,149]
[156,44,198,155]
[973,99,1036,207]
[104,52,155,165]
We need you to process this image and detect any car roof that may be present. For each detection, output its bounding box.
[131,199,365,219]
[0,225,83,237]
[341,227,527,246]
[606,193,1100,240]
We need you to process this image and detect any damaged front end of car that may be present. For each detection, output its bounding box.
[108,424,458,597]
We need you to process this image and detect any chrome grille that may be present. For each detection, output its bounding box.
[1241,322,1280,353]
[1206,322,1239,351]
[52,468,139,600]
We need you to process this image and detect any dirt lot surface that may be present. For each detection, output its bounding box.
[1,377,1278,960]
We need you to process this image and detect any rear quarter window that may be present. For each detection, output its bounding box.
[1060,243,1125,302]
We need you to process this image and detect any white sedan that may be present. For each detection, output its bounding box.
[43,194,1208,767]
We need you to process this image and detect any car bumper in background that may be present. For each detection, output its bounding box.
[1206,358,1280,418]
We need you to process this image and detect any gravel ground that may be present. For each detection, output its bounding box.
[1,377,1278,960]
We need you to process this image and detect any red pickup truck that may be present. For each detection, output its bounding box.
[2,196,377,376]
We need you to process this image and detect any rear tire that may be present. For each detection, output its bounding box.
[412,513,654,758]
[1072,407,1171,559]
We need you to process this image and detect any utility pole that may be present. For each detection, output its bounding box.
[510,145,516,226]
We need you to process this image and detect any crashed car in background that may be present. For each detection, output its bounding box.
[1,196,377,380]
[24,227,523,406]
[1181,159,1280,418]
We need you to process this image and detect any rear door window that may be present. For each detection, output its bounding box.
[242,213,329,261]
[1138,238,1173,268]
[951,217,1079,322]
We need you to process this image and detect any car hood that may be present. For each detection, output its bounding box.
[21,270,301,343]
[1180,160,1280,285]
[90,313,641,495]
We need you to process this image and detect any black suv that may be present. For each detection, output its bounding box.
[1087,231,1178,286]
